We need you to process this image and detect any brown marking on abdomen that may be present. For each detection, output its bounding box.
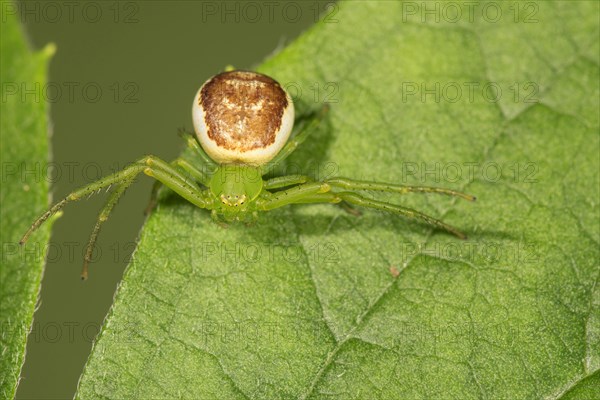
[200,70,289,152]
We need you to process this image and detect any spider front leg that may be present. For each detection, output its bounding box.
[20,164,147,245]
[336,192,469,239]
[145,157,212,215]
[323,178,475,237]
[21,155,213,279]
[325,178,476,201]
[81,177,135,280]
[145,131,215,214]
[264,175,312,190]
[267,187,470,239]
[256,181,331,210]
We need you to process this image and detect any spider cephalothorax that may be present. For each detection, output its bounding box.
[209,164,262,220]
[22,69,475,279]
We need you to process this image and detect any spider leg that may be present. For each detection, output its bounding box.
[260,104,329,176]
[21,156,213,278]
[326,178,476,201]
[264,175,312,190]
[174,158,211,186]
[336,192,468,239]
[277,188,467,238]
[178,130,217,172]
[264,179,358,215]
[256,182,331,210]
[139,156,212,209]
[283,192,340,204]
[339,201,363,216]
[20,163,147,245]
[144,179,163,216]
[81,176,135,280]
[210,209,229,228]
[145,157,212,215]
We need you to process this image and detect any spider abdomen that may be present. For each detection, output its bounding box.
[192,70,294,165]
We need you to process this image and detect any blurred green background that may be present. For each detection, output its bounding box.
[15,1,328,398]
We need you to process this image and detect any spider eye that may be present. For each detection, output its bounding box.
[192,70,294,166]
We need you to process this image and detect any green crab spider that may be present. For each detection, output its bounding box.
[21,70,476,280]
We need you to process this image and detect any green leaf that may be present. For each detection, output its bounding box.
[76,1,599,398]
[0,7,55,400]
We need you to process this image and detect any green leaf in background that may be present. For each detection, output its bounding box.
[0,6,55,400]
[76,1,599,398]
